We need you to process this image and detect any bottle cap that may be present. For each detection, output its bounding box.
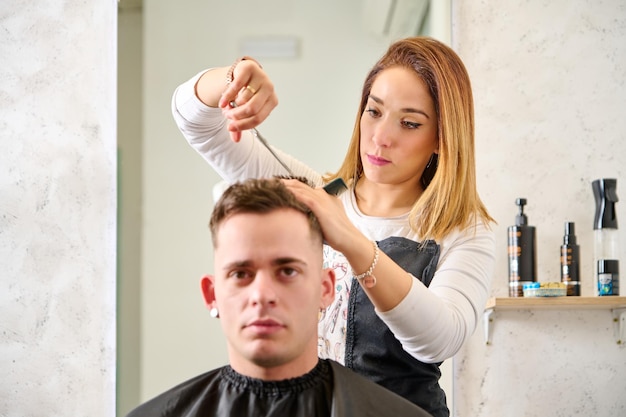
[563,222,577,244]
[598,259,619,274]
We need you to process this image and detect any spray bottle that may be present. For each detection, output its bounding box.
[592,179,620,296]
[560,222,580,296]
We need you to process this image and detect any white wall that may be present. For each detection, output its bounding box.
[452,0,626,415]
[0,1,117,416]
[138,0,451,404]
[456,0,626,298]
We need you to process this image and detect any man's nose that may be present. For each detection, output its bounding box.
[249,271,278,307]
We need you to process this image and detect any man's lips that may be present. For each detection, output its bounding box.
[244,318,285,335]
[367,154,390,166]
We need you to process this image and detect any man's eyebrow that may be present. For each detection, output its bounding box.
[221,260,252,270]
[272,257,307,267]
[221,258,307,269]
[368,94,430,119]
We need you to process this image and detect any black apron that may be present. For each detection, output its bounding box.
[344,236,447,417]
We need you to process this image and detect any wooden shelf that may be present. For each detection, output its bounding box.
[483,297,626,345]
[486,296,626,310]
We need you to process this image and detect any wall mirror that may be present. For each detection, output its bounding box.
[117,1,450,415]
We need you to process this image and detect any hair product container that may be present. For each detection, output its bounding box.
[508,198,537,297]
[560,222,581,296]
[592,178,620,296]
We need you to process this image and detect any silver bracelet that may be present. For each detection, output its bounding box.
[352,241,379,288]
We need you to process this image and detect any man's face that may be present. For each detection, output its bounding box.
[204,208,334,380]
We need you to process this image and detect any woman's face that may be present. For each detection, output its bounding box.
[359,66,438,189]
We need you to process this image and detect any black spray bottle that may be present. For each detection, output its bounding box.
[508,198,537,297]
[560,222,580,296]
[592,178,620,296]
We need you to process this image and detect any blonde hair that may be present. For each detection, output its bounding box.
[324,37,494,240]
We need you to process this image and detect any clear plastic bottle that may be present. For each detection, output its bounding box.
[592,179,620,296]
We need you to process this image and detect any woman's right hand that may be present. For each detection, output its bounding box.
[194,58,278,142]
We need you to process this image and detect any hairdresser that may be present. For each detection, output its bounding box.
[171,37,496,417]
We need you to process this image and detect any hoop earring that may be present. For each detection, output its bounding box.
[209,308,219,318]
[421,153,439,189]
[425,153,436,170]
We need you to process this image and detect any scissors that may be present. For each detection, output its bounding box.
[229,101,347,196]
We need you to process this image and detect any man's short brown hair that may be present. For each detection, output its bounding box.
[209,178,323,248]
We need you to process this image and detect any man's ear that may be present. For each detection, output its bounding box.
[200,275,217,309]
[320,268,336,309]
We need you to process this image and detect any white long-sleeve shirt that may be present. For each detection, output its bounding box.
[172,70,496,363]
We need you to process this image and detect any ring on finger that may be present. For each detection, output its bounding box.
[244,85,257,95]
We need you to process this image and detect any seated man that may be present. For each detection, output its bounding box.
[126,178,431,417]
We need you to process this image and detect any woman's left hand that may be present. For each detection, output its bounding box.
[283,178,413,310]
[281,179,360,252]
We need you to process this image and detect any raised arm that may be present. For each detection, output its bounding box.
[193,57,278,142]
[172,65,322,185]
